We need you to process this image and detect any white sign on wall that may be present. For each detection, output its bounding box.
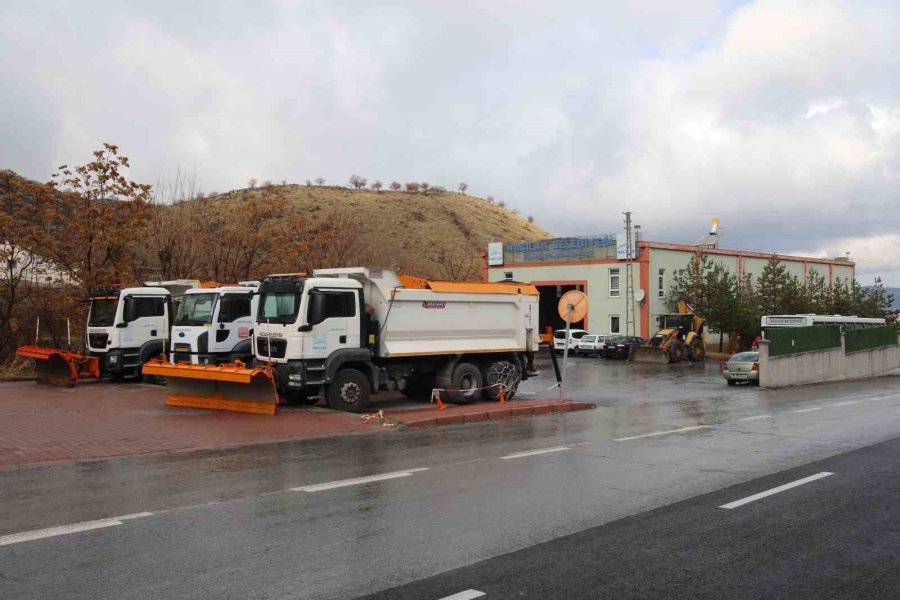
[615,233,635,260]
[487,242,504,266]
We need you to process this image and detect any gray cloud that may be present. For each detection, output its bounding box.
[2,0,898,282]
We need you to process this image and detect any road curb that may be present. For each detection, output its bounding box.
[403,401,595,429]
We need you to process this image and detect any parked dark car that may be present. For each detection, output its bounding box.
[603,336,645,359]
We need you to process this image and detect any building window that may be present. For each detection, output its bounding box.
[610,315,621,334]
[609,268,620,297]
[658,268,665,298]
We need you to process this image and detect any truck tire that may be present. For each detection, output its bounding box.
[688,338,705,361]
[326,369,371,413]
[141,352,166,385]
[668,340,685,363]
[440,362,483,404]
[481,359,521,401]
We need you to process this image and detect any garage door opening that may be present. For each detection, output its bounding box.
[535,283,586,334]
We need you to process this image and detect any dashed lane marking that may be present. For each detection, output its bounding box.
[501,446,572,460]
[290,468,430,493]
[438,590,486,600]
[614,425,709,442]
[794,407,823,413]
[739,415,774,422]
[830,401,858,407]
[719,472,834,509]
[0,512,154,547]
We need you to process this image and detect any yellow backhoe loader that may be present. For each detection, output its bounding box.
[629,301,706,364]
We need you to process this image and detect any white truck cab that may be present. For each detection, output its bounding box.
[85,286,171,379]
[170,284,259,364]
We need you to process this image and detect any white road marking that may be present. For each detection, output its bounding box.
[740,415,773,422]
[291,468,429,493]
[719,472,834,509]
[794,407,822,413]
[830,401,858,407]
[0,519,121,547]
[0,511,154,547]
[614,425,709,442]
[438,590,486,600]
[501,446,572,460]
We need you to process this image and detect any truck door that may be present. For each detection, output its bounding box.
[123,296,167,348]
[302,288,359,359]
[212,292,253,353]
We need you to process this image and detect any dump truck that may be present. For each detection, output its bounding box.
[144,267,540,414]
[169,283,259,365]
[17,285,172,385]
[629,301,706,364]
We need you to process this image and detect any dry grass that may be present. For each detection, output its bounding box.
[0,356,35,379]
[217,185,550,278]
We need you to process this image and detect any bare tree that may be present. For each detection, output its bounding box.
[305,179,312,187]
[458,182,468,194]
[390,181,402,191]
[405,182,420,192]
[247,178,257,189]
[349,174,367,189]
[370,180,383,191]
[314,177,326,186]
[527,215,534,223]
[428,244,479,281]
[420,182,430,193]
[262,180,273,188]
[498,200,506,208]
[486,195,495,204]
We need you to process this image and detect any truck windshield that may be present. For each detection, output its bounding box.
[259,293,300,324]
[88,298,118,327]
[176,293,217,325]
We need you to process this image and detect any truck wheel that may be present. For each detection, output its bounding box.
[481,359,521,401]
[688,339,705,361]
[668,340,685,363]
[441,362,483,404]
[326,369,371,413]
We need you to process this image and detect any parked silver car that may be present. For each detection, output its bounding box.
[722,351,760,385]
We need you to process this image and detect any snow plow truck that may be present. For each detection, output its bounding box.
[143,267,540,414]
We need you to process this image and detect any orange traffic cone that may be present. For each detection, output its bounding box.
[432,389,446,410]
[498,384,506,404]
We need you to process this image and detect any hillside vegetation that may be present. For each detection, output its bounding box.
[164,184,550,281]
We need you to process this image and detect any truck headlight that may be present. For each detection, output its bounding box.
[108,355,119,364]
[288,374,303,381]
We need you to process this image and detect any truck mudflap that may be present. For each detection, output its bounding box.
[142,358,280,415]
[628,345,671,364]
[15,345,100,387]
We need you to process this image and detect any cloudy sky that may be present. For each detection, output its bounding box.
[2,0,898,283]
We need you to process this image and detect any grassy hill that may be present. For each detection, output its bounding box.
[213,184,550,279]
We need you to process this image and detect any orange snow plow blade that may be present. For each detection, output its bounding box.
[16,345,100,387]
[142,359,280,415]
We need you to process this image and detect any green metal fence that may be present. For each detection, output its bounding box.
[845,326,899,354]
[766,325,842,358]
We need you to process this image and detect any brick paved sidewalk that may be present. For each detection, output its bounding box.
[0,381,592,468]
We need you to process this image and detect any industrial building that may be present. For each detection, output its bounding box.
[484,236,855,339]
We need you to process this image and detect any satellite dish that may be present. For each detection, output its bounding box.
[558,290,588,322]
[635,289,646,302]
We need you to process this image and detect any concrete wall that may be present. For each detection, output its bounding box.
[759,335,900,388]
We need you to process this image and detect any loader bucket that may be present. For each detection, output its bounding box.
[628,345,671,364]
[142,359,280,415]
[16,345,100,387]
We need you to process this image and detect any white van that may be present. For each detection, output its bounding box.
[553,329,588,354]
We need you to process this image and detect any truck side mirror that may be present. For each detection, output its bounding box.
[308,292,326,325]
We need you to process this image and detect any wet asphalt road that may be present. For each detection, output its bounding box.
[2,355,900,599]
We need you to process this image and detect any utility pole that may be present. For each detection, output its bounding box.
[624,211,636,337]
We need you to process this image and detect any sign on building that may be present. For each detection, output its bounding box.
[487,242,504,266]
[499,236,618,264]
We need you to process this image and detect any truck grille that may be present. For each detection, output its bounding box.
[88,333,108,348]
[257,337,286,359]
